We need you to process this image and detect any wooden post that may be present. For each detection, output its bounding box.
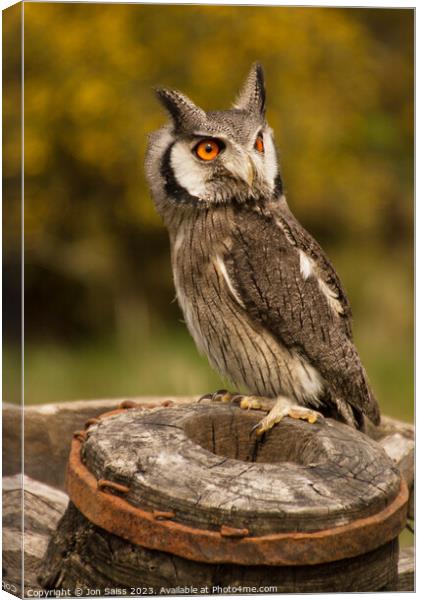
[39,402,409,593]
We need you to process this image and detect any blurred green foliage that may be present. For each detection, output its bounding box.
[3,5,413,422]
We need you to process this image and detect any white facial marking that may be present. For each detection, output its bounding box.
[170,142,208,197]
[262,129,278,192]
[214,255,245,308]
[168,128,279,199]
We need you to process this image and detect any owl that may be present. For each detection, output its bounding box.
[145,63,380,434]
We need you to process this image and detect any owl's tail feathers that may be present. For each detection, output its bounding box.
[355,368,381,428]
[325,377,381,432]
[344,360,381,430]
[365,386,381,427]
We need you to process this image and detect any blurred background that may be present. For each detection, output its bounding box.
[3,4,413,422]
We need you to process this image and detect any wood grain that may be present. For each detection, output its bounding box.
[81,403,401,534]
[2,475,68,595]
[40,502,399,594]
[2,398,413,593]
[397,546,415,591]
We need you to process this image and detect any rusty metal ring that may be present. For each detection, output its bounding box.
[66,435,408,566]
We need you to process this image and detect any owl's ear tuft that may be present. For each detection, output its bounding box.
[155,87,206,132]
[233,62,266,117]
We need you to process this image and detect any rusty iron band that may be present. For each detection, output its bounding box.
[66,436,408,566]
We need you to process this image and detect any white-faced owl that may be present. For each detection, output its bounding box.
[145,63,380,434]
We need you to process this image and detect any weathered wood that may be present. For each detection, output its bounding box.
[3,397,192,488]
[80,404,401,534]
[380,433,414,486]
[2,475,68,595]
[364,415,415,525]
[40,402,405,593]
[40,502,399,594]
[3,399,413,490]
[366,414,414,442]
[380,432,414,521]
[2,398,413,594]
[397,546,415,591]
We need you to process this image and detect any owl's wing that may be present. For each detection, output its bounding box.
[267,197,354,338]
[225,208,380,426]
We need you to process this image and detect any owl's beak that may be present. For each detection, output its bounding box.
[246,157,256,187]
[226,153,256,188]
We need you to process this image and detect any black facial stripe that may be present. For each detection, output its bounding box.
[160,142,200,204]
[273,173,283,197]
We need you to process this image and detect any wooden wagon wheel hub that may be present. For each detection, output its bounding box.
[66,403,408,566]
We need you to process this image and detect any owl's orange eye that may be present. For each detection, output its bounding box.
[194,139,221,161]
[254,134,264,153]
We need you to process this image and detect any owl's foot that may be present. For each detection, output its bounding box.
[198,389,239,403]
[198,390,272,408]
[198,391,320,436]
[252,396,320,436]
[234,395,275,411]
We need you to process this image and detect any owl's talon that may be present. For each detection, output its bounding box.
[250,421,265,438]
[212,389,233,403]
[199,389,237,403]
[198,393,213,403]
[199,391,271,410]
[229,394,243,405]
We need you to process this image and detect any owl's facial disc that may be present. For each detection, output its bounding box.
[167,123,278,204]
[192,133,265,186]
[150,63,283,206]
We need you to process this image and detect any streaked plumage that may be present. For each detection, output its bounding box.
[145,63,380,431]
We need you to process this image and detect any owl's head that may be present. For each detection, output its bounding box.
[145,63,282,217]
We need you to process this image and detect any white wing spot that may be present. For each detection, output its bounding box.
[299,250,314,280]
[298,250,344,315]
[214,255,245,308]
[170,143,207,197]
[318,279,344,315]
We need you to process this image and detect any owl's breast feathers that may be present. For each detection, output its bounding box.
[171,200,380,429]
